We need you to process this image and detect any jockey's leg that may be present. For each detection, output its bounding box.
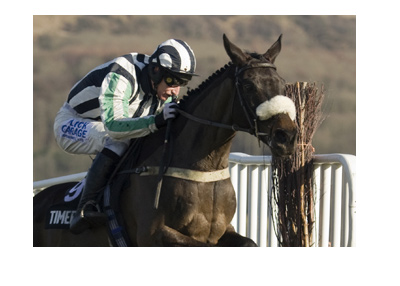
[54,104,130,234]
[69,148,120,234]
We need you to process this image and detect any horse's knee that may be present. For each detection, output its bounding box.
[152,227,189,246]
[217,230,258,247]
[240,239,258,247]
[153,226,209,247]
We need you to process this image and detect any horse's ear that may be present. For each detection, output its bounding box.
[223,34,248,66]
[264,34,282,64]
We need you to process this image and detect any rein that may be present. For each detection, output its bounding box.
[176,109,256,134]
[177,62,277,139]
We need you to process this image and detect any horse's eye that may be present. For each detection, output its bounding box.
[243,83,254,92]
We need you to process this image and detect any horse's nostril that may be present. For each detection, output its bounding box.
[274,129,288,144]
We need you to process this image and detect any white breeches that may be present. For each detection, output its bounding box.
[53,103,129,156]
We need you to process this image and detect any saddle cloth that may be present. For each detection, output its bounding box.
[45,179,84,229]
[43,176,132,246]
[45,138,143,246]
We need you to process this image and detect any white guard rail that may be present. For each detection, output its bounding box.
[228,152,356,247]
[33,153,356,247]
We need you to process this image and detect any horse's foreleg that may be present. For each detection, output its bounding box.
[153,225,211,247]
[216,224,258,247]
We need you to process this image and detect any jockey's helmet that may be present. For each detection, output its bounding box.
[149,39,198,86]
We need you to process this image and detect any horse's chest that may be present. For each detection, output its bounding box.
[168,180,236,243]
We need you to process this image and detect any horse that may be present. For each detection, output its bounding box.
[33,34,297,246]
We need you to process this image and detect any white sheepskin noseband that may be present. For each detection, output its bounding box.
[256,95,296,121]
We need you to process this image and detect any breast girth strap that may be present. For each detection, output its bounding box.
[125,166,230,183]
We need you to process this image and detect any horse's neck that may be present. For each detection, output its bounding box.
[174,74,237,171]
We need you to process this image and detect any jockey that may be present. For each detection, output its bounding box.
[53,39,197,234]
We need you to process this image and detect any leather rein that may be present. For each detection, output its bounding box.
[176,62,277,141]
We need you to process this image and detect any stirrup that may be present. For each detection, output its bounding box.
[70,201,107,234]
[80,200,107,224]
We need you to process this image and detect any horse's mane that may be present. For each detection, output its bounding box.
[178,51,269,110]
[179,62,233,110]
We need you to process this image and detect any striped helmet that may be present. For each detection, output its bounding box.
[150,39,197,77]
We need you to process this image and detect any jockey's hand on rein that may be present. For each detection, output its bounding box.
[155,102,180,128]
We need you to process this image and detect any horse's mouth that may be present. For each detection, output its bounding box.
[264,129,297,157]
[270,146,295,158]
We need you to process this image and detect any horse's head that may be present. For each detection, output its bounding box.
[223,34,297,157]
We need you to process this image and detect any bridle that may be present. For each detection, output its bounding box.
[234,62,277,140]
[177,62,278,142]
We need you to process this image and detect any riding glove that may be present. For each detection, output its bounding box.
[155,102,179,128]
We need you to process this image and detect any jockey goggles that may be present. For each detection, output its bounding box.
[163,72,190,87]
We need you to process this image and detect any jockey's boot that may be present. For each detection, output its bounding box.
[70,148,120,234]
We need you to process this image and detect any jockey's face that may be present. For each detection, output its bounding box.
[156,79,181,101]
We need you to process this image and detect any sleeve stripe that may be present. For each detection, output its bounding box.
[101,72,156,138]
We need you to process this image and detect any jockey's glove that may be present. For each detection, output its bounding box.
[155,102,179,128]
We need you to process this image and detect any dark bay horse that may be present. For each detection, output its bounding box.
[33,34,297,246]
